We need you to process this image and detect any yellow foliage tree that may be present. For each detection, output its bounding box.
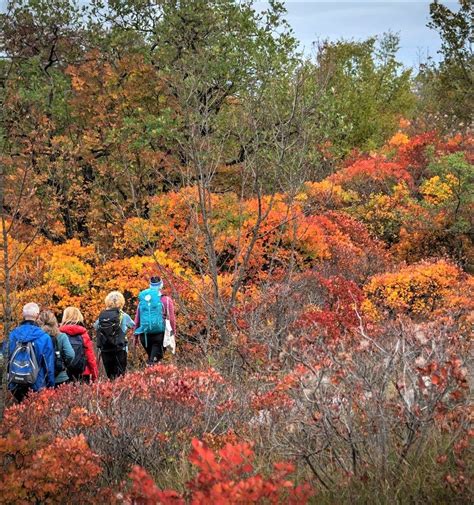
[364,260,469,317]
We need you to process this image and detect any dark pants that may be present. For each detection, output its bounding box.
[140,332,165,365]
[12,384,30,403]
[101,349,127,380]
[70,374,91,383]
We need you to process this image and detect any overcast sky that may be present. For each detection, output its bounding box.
[0,0,458,68]
[270,1,458,67]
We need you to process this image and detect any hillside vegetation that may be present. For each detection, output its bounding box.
[0,0,472,503]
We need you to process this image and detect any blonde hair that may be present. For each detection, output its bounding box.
[61,306,84,325]
[104,291,125,309]
[38,310,60,338]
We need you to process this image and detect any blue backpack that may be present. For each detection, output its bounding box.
[8,341,40,386]
[136,288,165,335]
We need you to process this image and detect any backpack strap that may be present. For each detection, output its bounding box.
[41,351,48,377]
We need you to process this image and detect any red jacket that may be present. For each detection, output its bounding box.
[59,324,99,381]
[134,295,176,335]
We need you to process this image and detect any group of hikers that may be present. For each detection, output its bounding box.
[5,276,176,402]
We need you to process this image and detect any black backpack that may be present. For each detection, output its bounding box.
[97,309,126,351]
[52,337,65,377]
[66,334,87,379]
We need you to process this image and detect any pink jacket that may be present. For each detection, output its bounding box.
[134,295,176,335]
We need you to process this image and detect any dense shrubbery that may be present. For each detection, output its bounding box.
[0,320,470,503]
[1,128,472,502]
[1,126,472,503]
[1,0,472,502]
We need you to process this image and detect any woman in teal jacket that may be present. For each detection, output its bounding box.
[38,310,75,386]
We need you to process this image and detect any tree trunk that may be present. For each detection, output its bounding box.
[0,163,13,419]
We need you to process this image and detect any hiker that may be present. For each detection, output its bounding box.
[134,276,176,365]
[38,310,75,387]
[59,307,98,383]
[94,291,134,380]
[6,302,55,402]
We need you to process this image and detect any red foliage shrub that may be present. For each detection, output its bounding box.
[395,131,439,181]
[251,366,307,412]
[332,158,413,194]
[2,364,227,437]
[187,438,313,504]
[1,365,234,489]
[0,431,103,505]
[121,465,184,505]
[297,274,364,343]
[122,439,313,505]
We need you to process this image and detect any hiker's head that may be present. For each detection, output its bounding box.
[150,276,163,290]
[38,310,60,337]
[105,290,125,309]
[23,302,40,321]
[61,306,84,326]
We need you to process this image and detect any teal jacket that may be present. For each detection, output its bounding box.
[54,332,75,384]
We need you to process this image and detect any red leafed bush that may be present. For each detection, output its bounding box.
[395,131,439,179]
[189,438,313,504]
[332,158,413,194]
[2,364,227,437]
[297,274,364,343]
[122,439,313,505]
[1,365,234,489]
[121,465,184,505]
[0,431,103,505]
[251,366,307,412]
